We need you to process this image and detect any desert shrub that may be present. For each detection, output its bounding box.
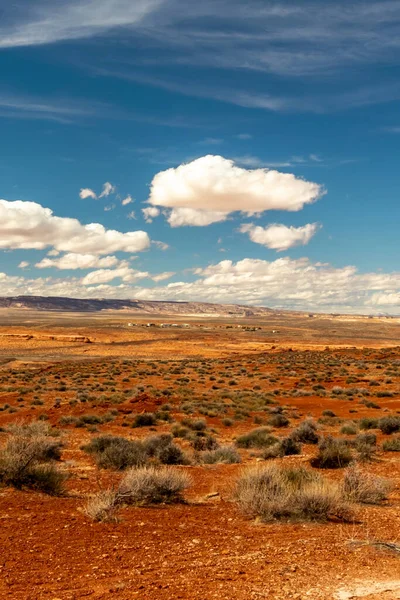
[82,434,186,469]
[353,432,377,462]
[132,413,157,427]
[7,420,59,438]
[144,434,173,457]
[268,414,289,428]
[83,490,119,522]
[291,420,319,444]
[354,432,377,448]
[0,436,67,495]
[144,435,186,465]
[171,425,189,438]
[82,435,147,470]
[83,467,191,521]
[201,446,241,464]
[236,428,278,449]
[263,437,302,459]
[190,433,219,451]
[312,436,353,469]
[118,466,191,505]
[59,416,78,426]
[322,410,336,417]
[340,423,357,435]
[382,436,400,452]
[222,418,234,427]
[78,414,103,425]
[359,417,379,430]
[378,416,400,435]
[181,418,207,432]
[343,465,393,504]
[234,464,351,522]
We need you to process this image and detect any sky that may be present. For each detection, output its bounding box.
[0,0,400,314]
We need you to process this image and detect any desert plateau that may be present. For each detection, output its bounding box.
[0,304,399,600]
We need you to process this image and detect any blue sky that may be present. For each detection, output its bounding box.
[0,0,399,313]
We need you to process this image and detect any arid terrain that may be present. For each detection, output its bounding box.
[1,308,400,600]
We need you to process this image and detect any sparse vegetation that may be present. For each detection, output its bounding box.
[234,464,352,522]
[312,436,353,469]
[84,466,192,521]
[343,465,393,504]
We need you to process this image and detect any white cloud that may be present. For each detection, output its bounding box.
[236,133,252,140]
[81,261,149,285]
[0,1,162,48]
[152,271,175,282]
[35,253,120,270]
[122,195,133,206]
[99,182,116,198]
[152,240,169,251]
[368,292,400,306]
[79,188,97,200]
[0,199,151,255]
[167,207,228,227]
[142,206,160,223]
[1,256,399,314]
[147,155,323,227]
[240,222,320,251]
[127,210,136,220]
[18,261,30,269]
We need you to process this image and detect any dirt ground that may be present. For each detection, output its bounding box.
[0,311,399,599]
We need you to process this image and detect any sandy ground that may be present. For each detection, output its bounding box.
[0,312,399,599]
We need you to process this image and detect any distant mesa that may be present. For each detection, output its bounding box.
[0,295,275,317]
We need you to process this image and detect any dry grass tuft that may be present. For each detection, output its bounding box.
[234,464,352,523]
[343,465,394,505]
[83,466,192,521]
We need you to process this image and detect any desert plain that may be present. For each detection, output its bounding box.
[0,309,400,600]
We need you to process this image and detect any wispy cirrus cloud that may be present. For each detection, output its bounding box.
[3,1,400,79]
[0,0,163,48]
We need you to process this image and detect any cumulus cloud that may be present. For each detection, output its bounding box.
[81,261,149,285]
[99,182,115,198]
[142,206,160,223]
[240,222,320,251]
[122,195,133,206]
[368,292,400,306]
[0,199,151,255]
[147,155,323,227]
[79,188,97,200]
[152,271,175,282]
[35,253,120,270]
[167,207,228,227]
[0,257,399,314]
[18,261,30,269]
